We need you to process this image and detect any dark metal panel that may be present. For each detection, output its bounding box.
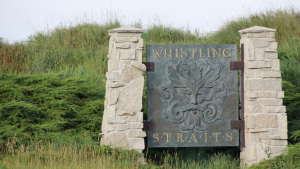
[231,120,245,130]
[230,61,244,70]
[143,121,155,131]
[146,44,239,148]
[142,62,155,71]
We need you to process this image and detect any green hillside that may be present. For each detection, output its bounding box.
[0,7,300,168]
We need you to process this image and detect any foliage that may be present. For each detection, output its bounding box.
[0,5,300,169]
[0,73,105,145]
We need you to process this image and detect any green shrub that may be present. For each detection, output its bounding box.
[0,73,105,145]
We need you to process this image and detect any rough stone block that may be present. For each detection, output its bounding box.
[137,111,143,122]
[120,49,136,60]
[116,76,144,111]
[279,129,288,139]
[243,133,257,161]
[266,32,275,38]
[106,72,119,81]
[259,98,283,106]
[120,116,137,122]
[278,114,287,129]
[117,110,134,116]
[104,132,127,148]
[137,38,143,48]
[253,69,262,78]
[253,39,269,48]
[115,37,138,43]
[246,61,271,69]
[269,135,280,139]
[111,50,120,70]
[245,100,263,113]
[246,115,255,129]
[246,61,265,69]
[255,48,265,60]
[128,130,146,138]
[107,106,116,119]
[271,146,286,154]
[277,91,284,98]
[245,45,255,61]
[262,106,286,113]
[271,59,280,71]
[115,43,130,49]
[257,128,278,139]
[131,61,146,71]
[264,51,278,59]
[120,65,143,83]
[257,92,276,98]
[128,138,145,150]
[246,79,282,91]
[269,42,277,50]
[108,82,126,88]
[108,88,120,105]
[136,48,143,62]
[117,122,143,130]
[256,114,278,128]
[245,69,254,78]
[257,142,270,160]
[270,140,288,146]
[261,71,281,78]
[247,91,257,99]
[107,119,126,124]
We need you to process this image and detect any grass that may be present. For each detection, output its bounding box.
[0,136,240,169]
[1,5,300,169]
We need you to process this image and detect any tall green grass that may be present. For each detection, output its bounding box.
[1,6,300,169]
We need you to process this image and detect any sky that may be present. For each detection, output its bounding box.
[1,0,299,43]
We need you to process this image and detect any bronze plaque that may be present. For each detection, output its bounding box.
[146,44,239,147]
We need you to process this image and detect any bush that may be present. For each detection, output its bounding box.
[0,73,105,145]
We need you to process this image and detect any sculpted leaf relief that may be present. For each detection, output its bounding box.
[158,61,227,131]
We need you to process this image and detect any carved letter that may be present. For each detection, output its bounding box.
[226,132,233,142]
[177,133,184,142]
[176,48,179,58]
[153,133,159,142]
[205,133,207,142]
[207,48,210,58]
[189,49,197,58]
[163,133,172,142]
[213,133,221,142]
[165,49,172,58]
[200,48,206,58]
[213,48,221,58]
[223,48,231,57]
[189,133,198,142]
[181,49,187,58]
[152,49,163,58]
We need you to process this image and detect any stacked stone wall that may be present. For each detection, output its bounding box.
[101,27,146,153]
[239,26,287,166]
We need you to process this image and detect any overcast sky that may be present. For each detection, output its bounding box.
[1,0,299,43]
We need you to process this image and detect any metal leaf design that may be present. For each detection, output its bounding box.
[159,61,227,131]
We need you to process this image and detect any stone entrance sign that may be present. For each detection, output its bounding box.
[147,44,239,147]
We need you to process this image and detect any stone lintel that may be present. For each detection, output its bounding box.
[108,26,146,33]
[238,26,276,34]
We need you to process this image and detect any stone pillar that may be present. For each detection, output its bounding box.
[239,26,287,166]
[101,27,146,153]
